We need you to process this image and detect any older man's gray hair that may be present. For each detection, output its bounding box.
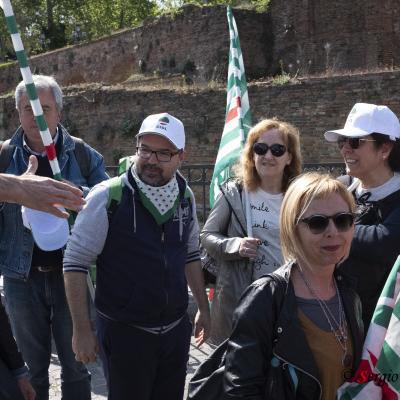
[15,75,63,113]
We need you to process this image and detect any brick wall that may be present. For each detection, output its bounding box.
[2,70,400,166]
[269,0,400,75]
[0,5,271,95]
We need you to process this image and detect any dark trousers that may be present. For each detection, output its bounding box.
[0,358,24,400]
[4,271,91,400]
[96,313,192,400]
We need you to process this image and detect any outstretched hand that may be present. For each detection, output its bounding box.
[12,155,85,217]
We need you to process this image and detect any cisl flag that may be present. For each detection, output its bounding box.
[209,6,252,207]
[338,255,400,399]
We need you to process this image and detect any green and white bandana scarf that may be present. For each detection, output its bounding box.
[131,165,180,225]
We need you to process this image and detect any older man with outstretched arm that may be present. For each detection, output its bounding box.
[64,113,210,400]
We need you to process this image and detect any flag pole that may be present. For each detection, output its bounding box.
[227,6,252,237]
[207,7,252,300]
[0,0,62,180]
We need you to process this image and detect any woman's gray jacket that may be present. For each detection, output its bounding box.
[200,180,251,345]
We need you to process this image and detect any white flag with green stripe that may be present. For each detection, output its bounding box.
[337,255,400,399]
[209,6,252,207]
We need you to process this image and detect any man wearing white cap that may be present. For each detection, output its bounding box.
[324,102,400,331]
[63,113,211,399]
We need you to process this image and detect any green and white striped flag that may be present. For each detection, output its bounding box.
[337,255,400,399]
[209,6,252,207]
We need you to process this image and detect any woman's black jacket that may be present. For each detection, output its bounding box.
[222,262,364,400]
[338,187,400,332]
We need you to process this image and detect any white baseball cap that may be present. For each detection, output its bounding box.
[136,113,185,150]
[324,103,400,142]
[21,206,69,251]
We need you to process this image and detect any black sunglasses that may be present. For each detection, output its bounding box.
[298,212,355,234]
[337,137,376,150]
[253,142,287,157]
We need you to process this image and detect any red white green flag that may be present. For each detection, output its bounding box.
[209,6,252,207]
[337,255,400,399]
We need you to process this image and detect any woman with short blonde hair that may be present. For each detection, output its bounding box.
[221,172,363,400]
[280,172,356,265]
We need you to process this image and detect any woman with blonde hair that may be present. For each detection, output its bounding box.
[200,118,302,345]
[221,173,364,399]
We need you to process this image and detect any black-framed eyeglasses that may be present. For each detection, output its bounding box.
[136,147,181,162]
[253,142,287,157]
[298,212,355,234]
[337,137,376,150]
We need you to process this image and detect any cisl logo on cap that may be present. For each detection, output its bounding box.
[158,116,169,125]
[156,116,169,131]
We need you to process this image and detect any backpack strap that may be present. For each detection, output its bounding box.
[106,175,124,219]
[118,156,135,176]
[71,136,90,180]
[0,140,15,173]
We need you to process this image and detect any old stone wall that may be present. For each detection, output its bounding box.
[1,1,399,95]
[0,6,271,95]
[269,0,400,75]
[2,70,400,166]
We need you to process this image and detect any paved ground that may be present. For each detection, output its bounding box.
[48,337,213,399]
[1,277,213,399]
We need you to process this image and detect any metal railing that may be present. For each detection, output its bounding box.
[105,162,346,224]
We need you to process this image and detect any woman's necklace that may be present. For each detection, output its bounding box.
[298,267,352,367]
